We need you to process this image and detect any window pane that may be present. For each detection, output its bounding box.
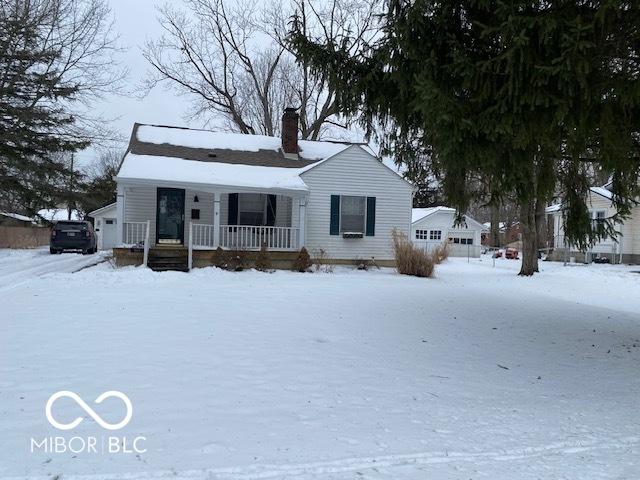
[341,196,365,232]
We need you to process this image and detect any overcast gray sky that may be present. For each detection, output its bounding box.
[75,0,191,168]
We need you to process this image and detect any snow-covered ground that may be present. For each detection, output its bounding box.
[0,248,109,291]
[1,254,639,479]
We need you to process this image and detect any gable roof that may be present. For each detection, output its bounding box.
[412,206,485,230]
[128,123,358,168]
[117,124,377,191]
[546,185,620,214]
[87,202,117,217]
[412,206,455,223]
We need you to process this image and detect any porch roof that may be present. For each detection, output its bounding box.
[116,153,310,193]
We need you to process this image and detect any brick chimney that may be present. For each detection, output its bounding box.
[281,107,299,158]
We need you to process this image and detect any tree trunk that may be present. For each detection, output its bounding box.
[490,202,500,247]
[519,197,539,276]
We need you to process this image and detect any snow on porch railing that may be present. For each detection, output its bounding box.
[220,225,299,251]
[123,221,148,246]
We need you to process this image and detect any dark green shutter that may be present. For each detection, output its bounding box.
[266,194,277,226]
[330,195,340,235]
[366,197,376,236]
[228,193,238,225]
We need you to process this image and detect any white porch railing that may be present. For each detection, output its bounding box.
[123,221,148,246]
[219,225,300,251]
[191,223,216,249]
[191,224,299,251]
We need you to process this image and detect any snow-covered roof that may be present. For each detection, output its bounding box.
[118,123,385,192]
[411,206,455,223]
[38,208,81,222]
[590,186,614,200]
[546,185,616,214]
[0,212,35,223]
[118,153,310,192]
[88,202,116,217]
[545,204,562,214]
[135,124,356,162]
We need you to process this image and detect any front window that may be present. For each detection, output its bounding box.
[239,193,266,225]
[415,229,428,240]
[340,196,365,233]
[429,230,442,240]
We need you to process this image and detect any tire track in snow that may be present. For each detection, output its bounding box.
[6,435,639,480]
[0,251,109,291]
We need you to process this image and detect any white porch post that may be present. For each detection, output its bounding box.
[298,195,307,248]
[213,192,221,247]
[116,184,125,245]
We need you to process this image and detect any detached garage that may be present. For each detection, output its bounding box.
[88,203,117,251]
[411,207,485,257]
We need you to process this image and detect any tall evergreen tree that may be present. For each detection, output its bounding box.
[0,0,122,214]
[289,0,640,275]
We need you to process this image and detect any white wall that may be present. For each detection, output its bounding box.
[91,205,117,250]
[301,145,413,261]
[411,211,483,257]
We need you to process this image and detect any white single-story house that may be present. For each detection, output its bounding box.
[88,203,117,250]
[411,206,485,257]
[112,109,413,270]
[546,184,640,264]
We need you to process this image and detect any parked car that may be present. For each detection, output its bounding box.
[50,221,97,254]
[505,247,519,260]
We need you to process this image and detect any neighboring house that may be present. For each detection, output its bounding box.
[0,212,48,248]
[113,109,413,269]
[411,207,485,257]
[0,212,37,227]
[88,203,117,251]
[546,184,640,263]
[480,221,522,247]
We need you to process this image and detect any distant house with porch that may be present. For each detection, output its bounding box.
[546,183,640,264]
[113,109,413,270]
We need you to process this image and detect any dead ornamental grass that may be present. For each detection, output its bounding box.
[392,229,448,278]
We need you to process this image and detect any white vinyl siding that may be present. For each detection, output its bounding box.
[301,145,413,261]
[553,191,634,255]
[411,211,483,258]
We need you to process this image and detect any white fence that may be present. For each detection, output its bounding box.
[191,224,216,249]
[414,240,482,258]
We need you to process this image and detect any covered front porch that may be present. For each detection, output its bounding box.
[115,183,308,255]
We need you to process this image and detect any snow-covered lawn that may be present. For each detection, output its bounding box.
[1,254,640,479]
[0,248,109,291]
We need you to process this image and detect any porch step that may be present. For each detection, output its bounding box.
[148,247,189,272]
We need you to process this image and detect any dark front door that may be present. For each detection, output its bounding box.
[156,188,185,244]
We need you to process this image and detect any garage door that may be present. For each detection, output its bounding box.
[101,218,117,250]
[447,233,476,257]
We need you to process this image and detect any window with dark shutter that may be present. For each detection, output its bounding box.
[330,195,340,235]
[228,193,238,225]
[366,197,376,236]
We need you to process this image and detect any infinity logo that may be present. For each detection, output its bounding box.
[45,391,133,431]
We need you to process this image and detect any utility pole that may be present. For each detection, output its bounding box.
[67,153,74,221]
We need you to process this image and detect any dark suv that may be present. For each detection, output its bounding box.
[50,221,97,254]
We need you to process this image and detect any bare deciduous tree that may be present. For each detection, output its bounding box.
[143,0,379,140]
